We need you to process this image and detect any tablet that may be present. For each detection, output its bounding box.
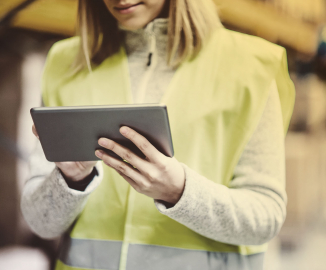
[30,104,174,162]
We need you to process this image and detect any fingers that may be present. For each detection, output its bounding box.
[98,137,150,173]
[81,161,98,167]
[32,125,39,139]
[119,126,161,163]
[55,161,97,182]
[116,171,139,191]
[96,150,146,188]
[55,161,97,172]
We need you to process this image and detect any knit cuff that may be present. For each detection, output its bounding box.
[154,163,200,215]
[52,162,103,196]
[62,167,99,191]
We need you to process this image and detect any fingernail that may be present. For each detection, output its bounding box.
[95,150,103,158]
[120,127,129,135]
[98,138,107,147]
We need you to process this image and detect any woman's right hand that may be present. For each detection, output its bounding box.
[32,125,97,182]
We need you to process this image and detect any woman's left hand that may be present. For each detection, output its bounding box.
[95,126,185,205]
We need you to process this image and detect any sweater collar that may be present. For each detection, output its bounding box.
[120,18,169,57]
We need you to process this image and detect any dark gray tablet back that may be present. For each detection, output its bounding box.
[31,104,174,162]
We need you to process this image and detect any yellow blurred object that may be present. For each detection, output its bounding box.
[0,0,23,17]
[271,0,326,23]
[0,0,325,54]
[214,0,324,55]
[0,0,77,36]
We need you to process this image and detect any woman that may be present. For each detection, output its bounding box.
[22,0,295,269]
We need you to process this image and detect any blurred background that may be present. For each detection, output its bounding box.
[0,0,326,269]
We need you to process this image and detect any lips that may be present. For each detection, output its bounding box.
[114,2,143,10]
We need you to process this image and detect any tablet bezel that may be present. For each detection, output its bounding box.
[31,104,174,162]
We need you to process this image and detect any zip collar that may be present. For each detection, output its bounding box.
[120,18,168,63]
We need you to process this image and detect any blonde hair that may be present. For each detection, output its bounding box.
[74,0,221,71]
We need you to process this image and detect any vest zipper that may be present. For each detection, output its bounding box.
[147,33,156,66]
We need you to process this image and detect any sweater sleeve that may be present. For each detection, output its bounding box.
[155,80,287,246]
[21,142,103,239]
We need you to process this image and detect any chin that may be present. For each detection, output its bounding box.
[120,18,150,31]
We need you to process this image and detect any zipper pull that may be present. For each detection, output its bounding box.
[147,27,156,66]
[147,52,153,66]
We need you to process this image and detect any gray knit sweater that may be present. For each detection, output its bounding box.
[21,19,286,246]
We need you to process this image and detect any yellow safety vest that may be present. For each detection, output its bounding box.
[42,28,295,270]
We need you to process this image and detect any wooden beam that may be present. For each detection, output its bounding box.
[214,0,321,55]
[10,0,77,36]
[0,0,26,18]
[271,0,326,24]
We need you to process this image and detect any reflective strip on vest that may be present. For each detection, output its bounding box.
[59,236,122,270]
[58,237,264,270]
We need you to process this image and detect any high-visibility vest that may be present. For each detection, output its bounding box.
[42,28,295,270]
